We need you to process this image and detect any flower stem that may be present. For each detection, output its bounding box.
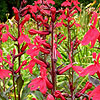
[17,16,21,100]
[12,68,16,100]
[51,22,56,94]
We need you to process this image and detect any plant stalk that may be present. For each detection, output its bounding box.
[51,22,56,94]
[17,16,21,100]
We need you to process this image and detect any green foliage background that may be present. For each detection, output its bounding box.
[0,0,94,22]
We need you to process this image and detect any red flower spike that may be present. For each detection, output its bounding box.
[61,0,71,7]
[18,34,30,44]
[79,52,100,77]
[12,7,19,21]
[89,85,100,100]
[47,94,55,100]
[0,69,12,79]
[28,29,49,35]
[54,90,65,100]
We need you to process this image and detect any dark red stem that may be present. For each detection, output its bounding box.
[17,13,21,100]
[51,22,56,95]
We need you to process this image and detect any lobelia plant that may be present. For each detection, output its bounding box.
[0,0,100,100]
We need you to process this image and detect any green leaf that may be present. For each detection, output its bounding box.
[0,94,8,100]
[88,75,100,87]
[16,75,24,93]
[34,91,43,100]
[21,83,30,100]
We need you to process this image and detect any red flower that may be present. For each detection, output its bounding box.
[45,0,55,5]
[0,24,16,42]
[18,34,30,44]
[23,57,47,74]
[32,98,37,100]
[72,0,80,6]
[51,7,56,22]
[12,7,19,21]
[47,94,55,100]
[0,24,4,31]
[26,36,50,57]
[61,0,71,7]
[28,29,49,35]
[35,0,55,5]
[0,49,13,66]
[81,12,99,48]
[58,52,83,74]
[34,36,50,48]
[23,59,35,74]
[75,81,92,97]
[28,67,53,94]
[26,47,40,57]
[2,33,9,42]
[79,52,100,77]
[20,14,30,34]
[89,85,100,100]
[15,60,27,73]
[54,90,65,100]
[0,69,11,79]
